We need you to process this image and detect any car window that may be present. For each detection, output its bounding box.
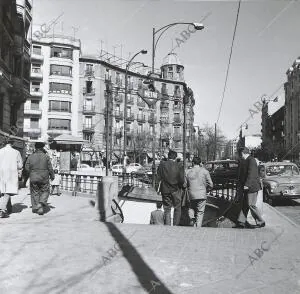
[229,163,238,168]
[266,165,297,176]
[292,166,299,175]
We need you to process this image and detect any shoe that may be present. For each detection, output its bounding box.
[32,208,38,214]
[257,222,265,228]
[245,221,257,229]
[0,210,9,218]
[233,222,245,229]
[37,206,44,215]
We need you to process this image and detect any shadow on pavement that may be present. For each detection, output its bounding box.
[12,203,28,213]
[44,204,55,214]
[105,222,173,294]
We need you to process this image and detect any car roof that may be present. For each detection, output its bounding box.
[205,160,238,164]
[260,161,297,166]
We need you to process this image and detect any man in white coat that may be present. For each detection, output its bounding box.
[0,138,23,218]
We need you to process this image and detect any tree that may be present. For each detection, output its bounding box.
[195,123,227,162]
[128,131,153,163]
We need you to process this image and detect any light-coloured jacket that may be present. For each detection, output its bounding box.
[186,165,213,200]
[0,144,23,194]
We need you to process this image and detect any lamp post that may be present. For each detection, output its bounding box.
[123,49,147,171]
[151,22,204,179]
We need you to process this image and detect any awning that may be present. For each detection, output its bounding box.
[52,134,84,145]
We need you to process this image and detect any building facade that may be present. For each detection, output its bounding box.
[26,35,80,141]
[79,52,195,163]
[0,0,32,153]
[284,57,300,161]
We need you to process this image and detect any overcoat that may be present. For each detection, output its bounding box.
[0,145,23,194]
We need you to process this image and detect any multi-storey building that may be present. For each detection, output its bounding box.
[0,0,32,154]
[26,35,80,141]
[284,57,300,161]
[79,52,195,163]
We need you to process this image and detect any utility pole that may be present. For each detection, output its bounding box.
[214,123,217,160]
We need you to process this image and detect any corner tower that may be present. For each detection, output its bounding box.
[160,53,184,82]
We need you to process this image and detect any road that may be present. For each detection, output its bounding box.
[274,199,300,226]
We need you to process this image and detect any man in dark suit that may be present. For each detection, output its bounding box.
[150,202,164,225]
[157,150,184,226]
[235,147,265,228]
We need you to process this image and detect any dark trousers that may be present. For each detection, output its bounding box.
[162,190,182,226]
[30,182,50,210]
[51,185,61,195]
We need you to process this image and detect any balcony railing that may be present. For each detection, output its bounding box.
[114,111,123,119]
[160,102,169,109]
[114,95,123,103]
[85,70,94,77]
[82,105,96,114]
[23,127,41,134]
[160,117,169,124]
[128,82,134,91]
[83,124,95,132]
[173,117,182,125]
[105,74,112,82]
[31,52,44,62]
[83,87,95,96]
[31,68,43,79]
[125,114,135,121]
[30,88,43,97]
[148,115,156,124]
[115,78,123,87]
[127,97,134,105]
[173,105,182,111]
[24,107,42,116]
[173,134,182,141]
[137,114,146,123]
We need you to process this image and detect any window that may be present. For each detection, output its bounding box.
[30,118,39,128]
[31,82,40,92]
[32,63,41,73]
[50,46,73,59]
[176,66,181,73]
[138,123,143,133]
[168,66,173,71]
[126,107,131,116]
[86,64,93,72]
[83,133,93,142]
[84,116,93,127]
[50,65,72,76]
[49,101,72,112]
[49,82,72,95]
[161,83,168,95]
[86,81,93,93]
[32,46,41,55]
[150,125,154,135]
[31,100,39,110]
[48,119,71,130]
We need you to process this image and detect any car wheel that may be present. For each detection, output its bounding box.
[264,189,274,206]
[267,197,274,206]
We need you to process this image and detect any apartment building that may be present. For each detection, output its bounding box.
[79,52,195,162]
[0,0,32,153]
[26,35,80,141]
[284,57,300,161]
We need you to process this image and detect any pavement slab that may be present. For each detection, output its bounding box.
[0,188,300,294]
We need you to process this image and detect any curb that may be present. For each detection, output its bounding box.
[264,202,300,229]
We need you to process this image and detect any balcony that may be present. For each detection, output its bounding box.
[83,87,95,96]
[137,100,146,107]
[114,94,123,103]
[24,106,42,116]
[84,70,94,77]
[173,105,182,112]
[125,114,135,121]
[148,115,156,124]
[83,124,95,132]
[160,117,169,125]
[31,68,43,80]
[173,117,182,125]
[173,134,182,141]
[115,78,123,88]
[114,128,123,138]
[127,97,134,105]
[82,105,96,114]
[23,126,41,134]
[128,82,134,91]
[30,88,43,98]
[137,114,146,123]
[31,52,44,63]
[114,111,123,119]
[160,101,169,110]
[105,74,112,82]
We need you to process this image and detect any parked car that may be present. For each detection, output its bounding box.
[111,164,124,175]
[126,163,143,174]
[204,160,239,185]
[259,161,300,206]
[78,163,93,171]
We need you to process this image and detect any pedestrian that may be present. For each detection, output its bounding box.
[25,142,55,215]
[149,202,164,225]
[0,138,23,218]
[235,147,265,228]
[70,153,78,171]
[50,169,61,196]
[157,150,184,226]
[185,157,213,227]
[22,156,30,188]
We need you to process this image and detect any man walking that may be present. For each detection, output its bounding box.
[150,202,164,225]
[185,157,213,227]
[25,142,55,215]
[235,147,265,228]
[0,138,23,218]
[157,150,184,226]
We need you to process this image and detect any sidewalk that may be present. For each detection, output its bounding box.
[0,188,300,294]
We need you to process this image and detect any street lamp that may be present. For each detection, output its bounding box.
[150,22,204,179]
[152,22,204,72]
[123,49,147,171]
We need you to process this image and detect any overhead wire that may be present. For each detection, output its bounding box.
[216,0,242,125]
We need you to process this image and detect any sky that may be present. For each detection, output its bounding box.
[32,0,300,140]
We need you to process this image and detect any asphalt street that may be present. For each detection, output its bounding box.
[274,199,300,226]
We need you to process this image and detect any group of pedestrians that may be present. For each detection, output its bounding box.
[0,139,55,218]
[151,147,265,228]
